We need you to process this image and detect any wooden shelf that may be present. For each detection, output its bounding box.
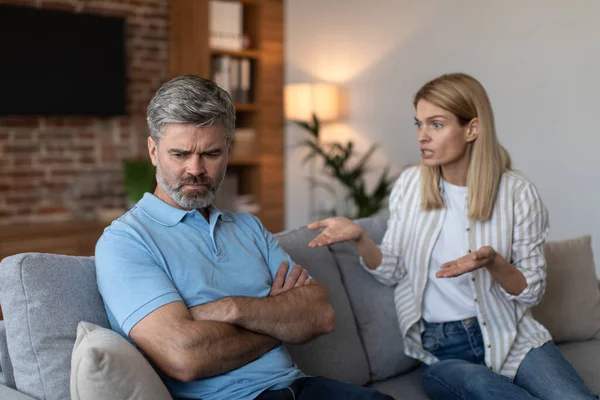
[234,103,258,112]
[219,0,258,4]
[228,156,260,166]
[170,0,284,232]
[0,220,109,261]
[210,48,261,59]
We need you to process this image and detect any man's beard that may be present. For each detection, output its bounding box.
[155,159,225,210]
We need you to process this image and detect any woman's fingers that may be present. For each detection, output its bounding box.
[309,232,333,247]
[307,219,330,230]
[440,261,453,269]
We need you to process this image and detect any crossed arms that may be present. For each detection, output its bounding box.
[130,262,335,382]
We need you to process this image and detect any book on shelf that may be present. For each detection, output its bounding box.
[212,55,252,104]
[209,0,243,51]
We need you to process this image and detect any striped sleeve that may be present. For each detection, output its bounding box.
[498,181,549,306]
[360,175,407,286]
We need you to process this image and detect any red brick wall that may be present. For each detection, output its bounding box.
[0,0,169,224]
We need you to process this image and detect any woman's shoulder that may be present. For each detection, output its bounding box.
[501,170,543,199]
[395,163,421,188]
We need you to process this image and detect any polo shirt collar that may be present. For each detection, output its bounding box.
[136,193,232,226]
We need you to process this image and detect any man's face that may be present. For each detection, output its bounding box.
[148,123,229,210]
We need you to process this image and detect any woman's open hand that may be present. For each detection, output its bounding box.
[436,246,497,278]
[307,217,365,248]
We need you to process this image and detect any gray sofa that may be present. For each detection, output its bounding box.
[1,216,600,399]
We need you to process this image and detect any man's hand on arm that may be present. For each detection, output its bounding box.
[191,261,335,344]
[129,302,280,383]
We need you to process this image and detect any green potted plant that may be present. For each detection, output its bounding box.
[291,114,396,219]
[122,158,156,208]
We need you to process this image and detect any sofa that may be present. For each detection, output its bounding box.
[1,216,600,400]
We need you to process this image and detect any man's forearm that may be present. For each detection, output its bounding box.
[174,318,280,381]
[220,282,335,343]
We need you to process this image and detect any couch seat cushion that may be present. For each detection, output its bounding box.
[368,368,428,400]
[556,340,600,395]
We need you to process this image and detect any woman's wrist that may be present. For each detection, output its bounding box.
[485,248,502,271]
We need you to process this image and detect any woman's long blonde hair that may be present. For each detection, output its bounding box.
[414,73,511,221]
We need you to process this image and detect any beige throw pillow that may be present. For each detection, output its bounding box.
[533,236,600,343]
[70,321,172,400]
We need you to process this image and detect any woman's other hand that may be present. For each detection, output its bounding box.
[436,246,497,278]
[307,217,365,247]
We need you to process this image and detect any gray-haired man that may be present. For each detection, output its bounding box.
[95,75,393,400]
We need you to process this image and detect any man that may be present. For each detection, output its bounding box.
[95,75,393,400]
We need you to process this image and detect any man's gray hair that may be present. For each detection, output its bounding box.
[146,75,236,144]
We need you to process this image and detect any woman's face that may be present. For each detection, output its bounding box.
[414,100,477,168]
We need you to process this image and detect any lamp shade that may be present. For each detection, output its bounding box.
[285,83,340,122]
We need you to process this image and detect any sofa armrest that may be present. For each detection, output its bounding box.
[0,384,36,400]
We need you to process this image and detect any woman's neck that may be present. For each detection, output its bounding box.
[441,150,470,187]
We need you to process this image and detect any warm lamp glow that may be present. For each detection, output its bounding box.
[285,83,340,122]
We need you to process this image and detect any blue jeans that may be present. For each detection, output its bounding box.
[255,377,393,399]
[421,318,598,400]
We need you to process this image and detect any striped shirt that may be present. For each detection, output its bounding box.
[362,165,552,378]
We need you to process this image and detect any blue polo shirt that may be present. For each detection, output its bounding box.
[95,193,304,400]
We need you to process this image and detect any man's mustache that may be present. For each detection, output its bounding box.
[177,175,214,189]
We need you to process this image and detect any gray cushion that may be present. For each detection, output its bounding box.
[70,322,172,400]
[0,253,110,400]
[368,368,428,400]
[532,236,600,343]
[0,383,37,400]
[0,321,15,389]
[556,340,600,395]
[329,216,419,382]
[275,227,370,386]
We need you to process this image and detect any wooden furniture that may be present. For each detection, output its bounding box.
[0,220,108,261]
[170,0,285,233]
[0,220,108,320]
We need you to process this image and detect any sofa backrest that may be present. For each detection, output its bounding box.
[0,253,109,400]
[328,217,421,381]
[0,217,402,399]
[0,320,15,388]
[5,216,597,399]
[275,217,420,383]
[275,227,371,385]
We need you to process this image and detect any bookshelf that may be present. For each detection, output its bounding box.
[170,0,284,232]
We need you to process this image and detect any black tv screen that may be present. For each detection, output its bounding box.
[0,5,127,116]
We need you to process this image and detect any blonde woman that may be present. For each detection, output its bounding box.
[307,73,597,400]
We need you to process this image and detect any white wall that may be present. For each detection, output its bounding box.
[285,0,600,274]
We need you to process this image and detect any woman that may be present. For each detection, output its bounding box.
[307,73,597,400]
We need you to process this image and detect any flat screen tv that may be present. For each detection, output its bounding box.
[0,5,127,117]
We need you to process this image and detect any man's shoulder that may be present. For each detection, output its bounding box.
[96,206,155,250]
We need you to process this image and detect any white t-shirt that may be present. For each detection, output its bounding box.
[422,179,477,323]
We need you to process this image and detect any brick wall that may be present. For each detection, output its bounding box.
[0,0,169,224]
